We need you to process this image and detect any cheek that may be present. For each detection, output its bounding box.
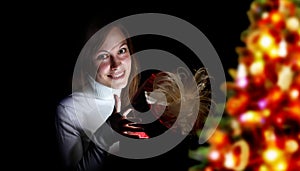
[123,56,131,69]
[128,59,132,69]
[126,59,131,71]
[96,62,110,76]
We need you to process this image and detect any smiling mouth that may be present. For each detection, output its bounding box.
[108,71,125,79]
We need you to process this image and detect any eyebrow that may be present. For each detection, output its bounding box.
[118,41,128,49]
[97,40,128,54]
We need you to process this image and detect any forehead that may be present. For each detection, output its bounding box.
[99,27,127,51]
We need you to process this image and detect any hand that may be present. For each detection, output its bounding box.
[107,95,149,139]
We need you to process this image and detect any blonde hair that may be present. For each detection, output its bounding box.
[149,67,213,135]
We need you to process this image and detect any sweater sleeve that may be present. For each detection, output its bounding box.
[55,104,110,171]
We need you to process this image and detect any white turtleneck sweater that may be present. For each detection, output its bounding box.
[55,76,121,171]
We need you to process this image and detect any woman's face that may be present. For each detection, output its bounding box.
[93,27,131,89]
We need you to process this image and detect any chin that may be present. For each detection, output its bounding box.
[111,81,127,89]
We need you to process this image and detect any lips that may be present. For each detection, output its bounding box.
[108,71,125,79]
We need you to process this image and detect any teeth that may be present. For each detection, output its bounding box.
[111,72,124,79]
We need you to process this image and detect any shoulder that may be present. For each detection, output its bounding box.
[56,92,84,119]
[57,92,85,108]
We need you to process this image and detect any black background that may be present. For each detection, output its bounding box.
[8,1,254,170]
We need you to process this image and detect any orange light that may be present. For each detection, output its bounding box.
[269,88,283,102]
[289,88,299,100]
[204,167,214,171]
[226,93,248,116]
[288,102,300,118]
[209,130,227,146]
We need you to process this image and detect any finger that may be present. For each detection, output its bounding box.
[123,131,149,139]
[114,94,121,113]
[123,124,145,132]
[122,132,140,139]
[122,108,133,117]
[119,119,145,132]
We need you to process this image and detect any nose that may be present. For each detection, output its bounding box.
[110,55,121,70]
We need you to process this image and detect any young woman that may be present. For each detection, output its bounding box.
[55,24,145,171]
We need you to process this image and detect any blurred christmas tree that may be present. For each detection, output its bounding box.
[189,0,300,170]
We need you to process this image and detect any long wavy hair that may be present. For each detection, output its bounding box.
[147,67,213,135]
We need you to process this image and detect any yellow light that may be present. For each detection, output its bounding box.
[240,111,262,123]
[264,130,276,142]
[224,152,235,169]
[250,60,264,75]
[268,47,279,58]
[263,148,281,163]
[237,63,247,78]
[274,160,287,171]
[278,40,287,57]
[286,17,299,31]
[271,12,281,23]
[259,165,269,171]
[262,109,271,117]
[277,66,294,91]
[259,34,274,50]
[285,139,299,153]
[231,119,241,136]
[262,12,269,19]
[236,63,248,88]
[254,51,263,59]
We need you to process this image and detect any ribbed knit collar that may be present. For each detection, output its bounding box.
[87,75,121,100]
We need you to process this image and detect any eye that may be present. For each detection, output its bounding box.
[97,53,110,60]
[118,47,128,55]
